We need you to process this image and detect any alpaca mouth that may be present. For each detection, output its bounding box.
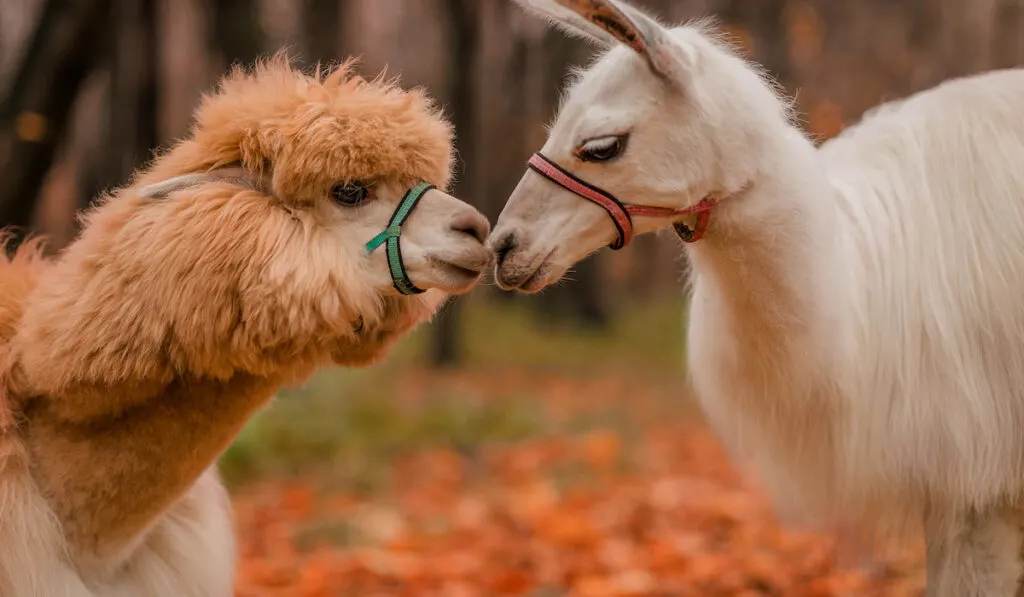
[440,260,484,279]
[427,255,490,293]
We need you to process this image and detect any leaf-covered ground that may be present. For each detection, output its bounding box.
[225,298,926,596]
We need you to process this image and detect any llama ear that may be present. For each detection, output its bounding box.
[136,166,273,201]
[542,0,694,83]
[512,0,619,48]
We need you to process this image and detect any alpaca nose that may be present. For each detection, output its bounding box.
[450,209,490,244]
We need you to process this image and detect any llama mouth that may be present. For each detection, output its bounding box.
[495,248,557,293]
[496,262,553,293]
[517,265,553,293]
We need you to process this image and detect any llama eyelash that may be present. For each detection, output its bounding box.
[581,136,619,151]
[576,133,630,162]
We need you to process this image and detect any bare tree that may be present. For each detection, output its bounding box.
[0,0,112,235]
[994,0,1024,68]
[304,0,343,67]
[77,0,160,216]
[432,0,481,367]
[209,0,266,72]
[716,0,790,84]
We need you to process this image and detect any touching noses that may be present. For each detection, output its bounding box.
[490,231,517,269]
[450,208,491,244]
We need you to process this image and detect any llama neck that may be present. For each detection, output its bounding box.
[685,128,846,401]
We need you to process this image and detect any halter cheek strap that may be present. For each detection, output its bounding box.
[526,152,717,249]
[365,182,435,295]
[527,152,634,249]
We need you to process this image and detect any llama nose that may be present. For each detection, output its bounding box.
[491,231,517,268]
[450,209,490,244]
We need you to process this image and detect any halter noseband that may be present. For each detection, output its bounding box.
[364,181,435,295]
[526,152,716,249]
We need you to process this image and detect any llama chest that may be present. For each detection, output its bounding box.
[679,268,864,528]
[684,282,842,505]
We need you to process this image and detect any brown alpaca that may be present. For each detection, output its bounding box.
[0,56,491,596]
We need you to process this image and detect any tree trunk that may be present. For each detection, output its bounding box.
[304,0,342,68]
[431,0,481,367]
[717,0,790,85]
[209,0,266,71]
[0,0,112,235]
[76,0,160,220]
[489,2,533,306]
[993,0,1024,68]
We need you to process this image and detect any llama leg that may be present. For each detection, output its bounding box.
[925,509,1022,597]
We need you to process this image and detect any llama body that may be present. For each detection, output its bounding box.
[492,1,1024,593]
[690,67,1024,536]
[0,57,491,596]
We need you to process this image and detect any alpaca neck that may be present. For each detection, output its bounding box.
[20,372,280,563]
[686,126,846,406]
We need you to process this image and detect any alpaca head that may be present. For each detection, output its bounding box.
[150,55,492,298]
[27,57,493,382]
[490,0,791,292]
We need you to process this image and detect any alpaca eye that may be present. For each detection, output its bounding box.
[577,135,628,162]
[330,183,369,206]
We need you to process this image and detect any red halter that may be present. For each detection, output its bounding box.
[526,152,715,250]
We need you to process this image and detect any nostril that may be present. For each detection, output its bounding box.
[450,211,490,244]
[493,232,517,265]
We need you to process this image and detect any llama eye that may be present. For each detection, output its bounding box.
[577,135,628,162]
[330,183,370,206]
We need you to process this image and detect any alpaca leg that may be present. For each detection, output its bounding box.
[925,509,1022,597]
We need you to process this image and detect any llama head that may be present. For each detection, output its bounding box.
[27,56,493,383]
[490,0,791,292]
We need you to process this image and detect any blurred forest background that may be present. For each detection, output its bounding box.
[2,0,1024,364]
[1,1,1022,595]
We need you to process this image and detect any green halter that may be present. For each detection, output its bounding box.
[364,182,435,295]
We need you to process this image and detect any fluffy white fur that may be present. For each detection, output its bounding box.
[492,1,1024,594]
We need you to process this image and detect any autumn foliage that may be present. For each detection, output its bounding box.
[230,367,926,597]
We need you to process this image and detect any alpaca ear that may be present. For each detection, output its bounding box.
[136,166,273,201]
[513,0,618,48]
[534,0,695,84]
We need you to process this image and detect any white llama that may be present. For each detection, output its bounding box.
[490,1,1024,595]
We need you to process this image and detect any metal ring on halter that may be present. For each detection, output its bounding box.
[364,182,435,295]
